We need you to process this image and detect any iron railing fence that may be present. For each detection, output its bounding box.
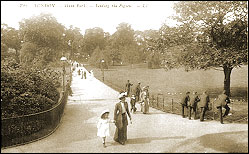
[1,74,72,148]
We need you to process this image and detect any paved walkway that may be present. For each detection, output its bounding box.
[2,66,248,153]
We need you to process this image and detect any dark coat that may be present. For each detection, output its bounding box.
[189,94,200,107]
[135,84,141,95]
[216,93,230,108]
[199,94,210,108]
[114,101,131,129]
[181,94,190,106]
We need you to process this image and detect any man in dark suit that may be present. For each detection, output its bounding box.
[113,92,132,145]
[215,90,231,124]
[188,91,200,120]
[125,80,133,97]
[135,82,141,102]
[180,91,190,118]
[199,91,210,121]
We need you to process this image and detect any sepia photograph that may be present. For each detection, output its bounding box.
[1,1,248,153]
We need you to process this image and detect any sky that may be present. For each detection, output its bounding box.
[1,1,179,35]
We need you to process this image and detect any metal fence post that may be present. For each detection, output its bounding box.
[157,95,159,108]
[172,99,174,113]
[162,95,164,111]
[212,101,215,120]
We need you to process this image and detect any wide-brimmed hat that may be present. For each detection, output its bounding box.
[118,92,127,99]
[131,94,136,99]
[100,109,110,118]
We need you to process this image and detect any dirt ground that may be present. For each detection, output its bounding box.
[1,66,248,153]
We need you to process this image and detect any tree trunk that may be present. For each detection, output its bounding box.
[223,65,233,97]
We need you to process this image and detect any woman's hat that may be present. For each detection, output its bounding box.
[118,92,127,99]
[100,109,110,118]
[131,94,136,99]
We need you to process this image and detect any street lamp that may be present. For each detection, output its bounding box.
[60,56,67,92]
[101,59,105,82]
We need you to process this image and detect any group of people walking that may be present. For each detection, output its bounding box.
[84,65,232,148]
[96,80,151,148]
[181,90,231,124]
[125,80,150,114]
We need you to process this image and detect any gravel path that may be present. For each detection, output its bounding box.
[2,66,248,153]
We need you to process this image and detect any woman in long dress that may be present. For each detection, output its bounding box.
[140,86,150,114]
[113,92,132,145]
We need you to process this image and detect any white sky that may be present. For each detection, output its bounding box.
[1,1,179,35]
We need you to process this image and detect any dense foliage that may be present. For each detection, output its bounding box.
[156,1,248,96]
[1,59,60,118]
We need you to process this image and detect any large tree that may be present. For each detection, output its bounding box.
[1,24,22,62]
[82,27,106,57]
[164,1,248,96]
[64,25,83,60]
[19,13,66,64]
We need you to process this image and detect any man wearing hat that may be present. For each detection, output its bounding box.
[125,80,133,97]
[215,90,231,124]
[135,82,142,102]
[199,91,210,121]
[113,92,132,145]
[188,91,200,120]
[180,91,190,118]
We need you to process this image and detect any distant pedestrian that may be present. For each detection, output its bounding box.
[199,91,210,122]
[135,82,142,102]
[84,71,87,79]
[215,90,231,124]
[188,91,200,120]
[180,91,190,118]
[90,70,94,77]
[113,92,132,145]
[130,94,137,113]
[97,109,115,148]
[81,70,84,79]
[125,80,133,97]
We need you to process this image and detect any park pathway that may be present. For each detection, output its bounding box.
[1,66,248,153]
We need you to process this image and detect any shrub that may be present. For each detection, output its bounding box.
[1,59,60,118]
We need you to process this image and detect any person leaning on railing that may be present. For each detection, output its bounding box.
[180,91,190,118]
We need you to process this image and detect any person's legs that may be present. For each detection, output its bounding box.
[203,108,207,120]
[223,104,230,117]
[182,105,185,118]
[200,107,204,121]
[218,107,223,124]
[102,137,106,147]
[123,125,127,144]
[194,106,197,120]
[189,107,192,120]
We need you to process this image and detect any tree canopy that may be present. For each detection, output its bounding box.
[158,1,248,96]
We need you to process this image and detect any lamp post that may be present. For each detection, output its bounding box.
[60,56,67,92]
[101,59,105,82]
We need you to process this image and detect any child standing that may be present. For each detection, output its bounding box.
[97,109,115,148]
[130,94,137,113]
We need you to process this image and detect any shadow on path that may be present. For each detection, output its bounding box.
[168,130,248,153]
[126,136,186,144]
[199,130,248,153]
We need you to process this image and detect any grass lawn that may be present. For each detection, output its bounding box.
[84,63,248,124]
